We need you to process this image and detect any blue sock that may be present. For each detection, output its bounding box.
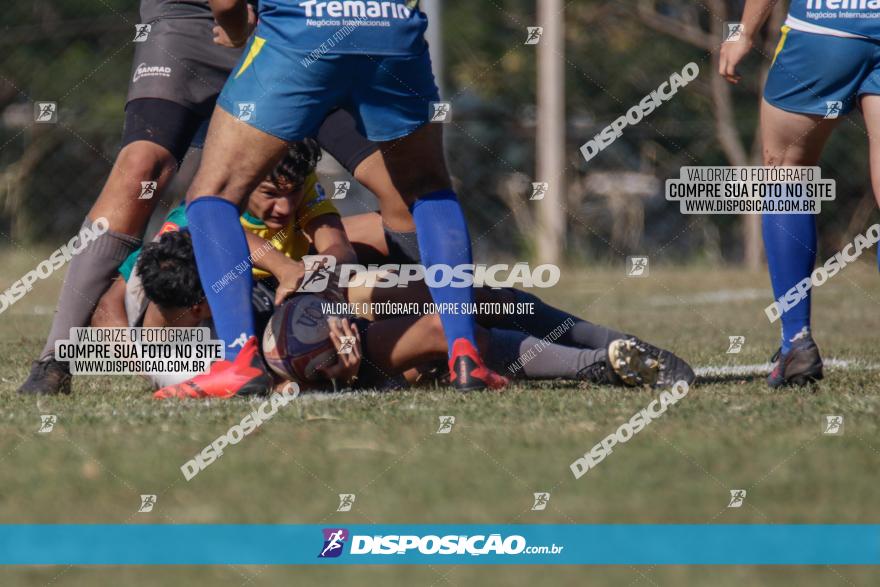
[410,189,478,355]
[762,213,816,353]
[187,197,255,361]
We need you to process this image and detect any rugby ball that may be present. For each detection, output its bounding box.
[262,294,338,383]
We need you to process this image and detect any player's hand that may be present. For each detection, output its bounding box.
[317,317,361,386]
[275,261,306,305]
[719,34,753,84]
[213,4,257,48]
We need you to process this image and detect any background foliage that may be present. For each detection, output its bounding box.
[1,0,876,264]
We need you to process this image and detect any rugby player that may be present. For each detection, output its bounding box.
[17,0,245,395]
[17,0,418,395]
[127,230,694,394]
[158,0,506,400]
[719,0,880,386]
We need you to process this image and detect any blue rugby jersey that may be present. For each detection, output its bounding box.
[257,0,428,55]
[787,0,880,39]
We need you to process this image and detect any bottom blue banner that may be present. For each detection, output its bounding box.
[0,524,877,565]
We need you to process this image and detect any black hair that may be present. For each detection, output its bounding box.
[136,230,205,309]
[269,138,322,191]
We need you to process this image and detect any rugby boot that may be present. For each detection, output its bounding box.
[577,338,661,387]
[449,338,508,392]
[154,337,271,399]
[630,338,696,388]
[17,359,72,395]
[767,331,823,388]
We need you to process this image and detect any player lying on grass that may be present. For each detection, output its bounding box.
[130,233,694,396]
[115,209,694,395]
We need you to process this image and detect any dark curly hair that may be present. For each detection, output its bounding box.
[136,230,205,309]
[269,138,322,192]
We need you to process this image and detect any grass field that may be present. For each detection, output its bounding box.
[1,249,879,586]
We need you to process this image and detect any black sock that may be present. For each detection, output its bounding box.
[40,223,141,360]
[499,289,626,350]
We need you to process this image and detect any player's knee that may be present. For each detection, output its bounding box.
[763,147,808,167]
[116,142,176,182]
[185,170,248,206]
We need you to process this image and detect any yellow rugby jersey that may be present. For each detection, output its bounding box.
[241,172,339,280]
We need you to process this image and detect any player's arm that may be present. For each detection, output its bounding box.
[90,277,128,328]
[243,230,307,304]
[305,213,358,267]
[719,0,778,84]
[209,0,251,48]
[295,212,358,303]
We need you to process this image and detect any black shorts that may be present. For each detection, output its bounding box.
[316,109,380,174]
[121,98,206,164]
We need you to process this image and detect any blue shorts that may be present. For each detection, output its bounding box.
[764,27,880,117]
[217,35,440,143]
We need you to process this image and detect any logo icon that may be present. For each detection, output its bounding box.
[229,332,248,349]
[38,415,57,433]
[724,22,744,42]
[337,494,356,512]
[436,415,456,434]
[332,181,350,200]
[530,182,549,201]
[132,63,171,83]
[531,492,550,511]
[627,256,649,277]
[318,528,349,558]
[727,336,745,354]
[139,181,157,200]
[430,101,451,123]
[728,489,746,508]
[525,26,544,45]
[823,415,843,435]
[824,101,843,119]
[236,102,256,122]
[298,255,337,293]
[138,494,157,513]
[34,102,57,123]
[338,336,356,355]
[133,24,151,42]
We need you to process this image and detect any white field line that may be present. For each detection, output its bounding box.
[695,358,880,378]
[647,288,771,307]
[293,358,880,401]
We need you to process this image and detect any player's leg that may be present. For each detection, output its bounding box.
[184,107,286,358]
[360,314,661,388]
[862,95,880,211]
[317,109,418,263]
[351,48,504,391]
[758,28,866,386]
[20,7,241,395]
[154,111,287,400]
[17,99,201,395]
[156,39,343,399]
[760,100,836,386]
[380,124,495,389]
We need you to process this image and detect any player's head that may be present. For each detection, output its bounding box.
[248,139,322,230]
[137,230,211,324]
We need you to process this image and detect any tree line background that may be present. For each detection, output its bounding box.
[1,0,877,268]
